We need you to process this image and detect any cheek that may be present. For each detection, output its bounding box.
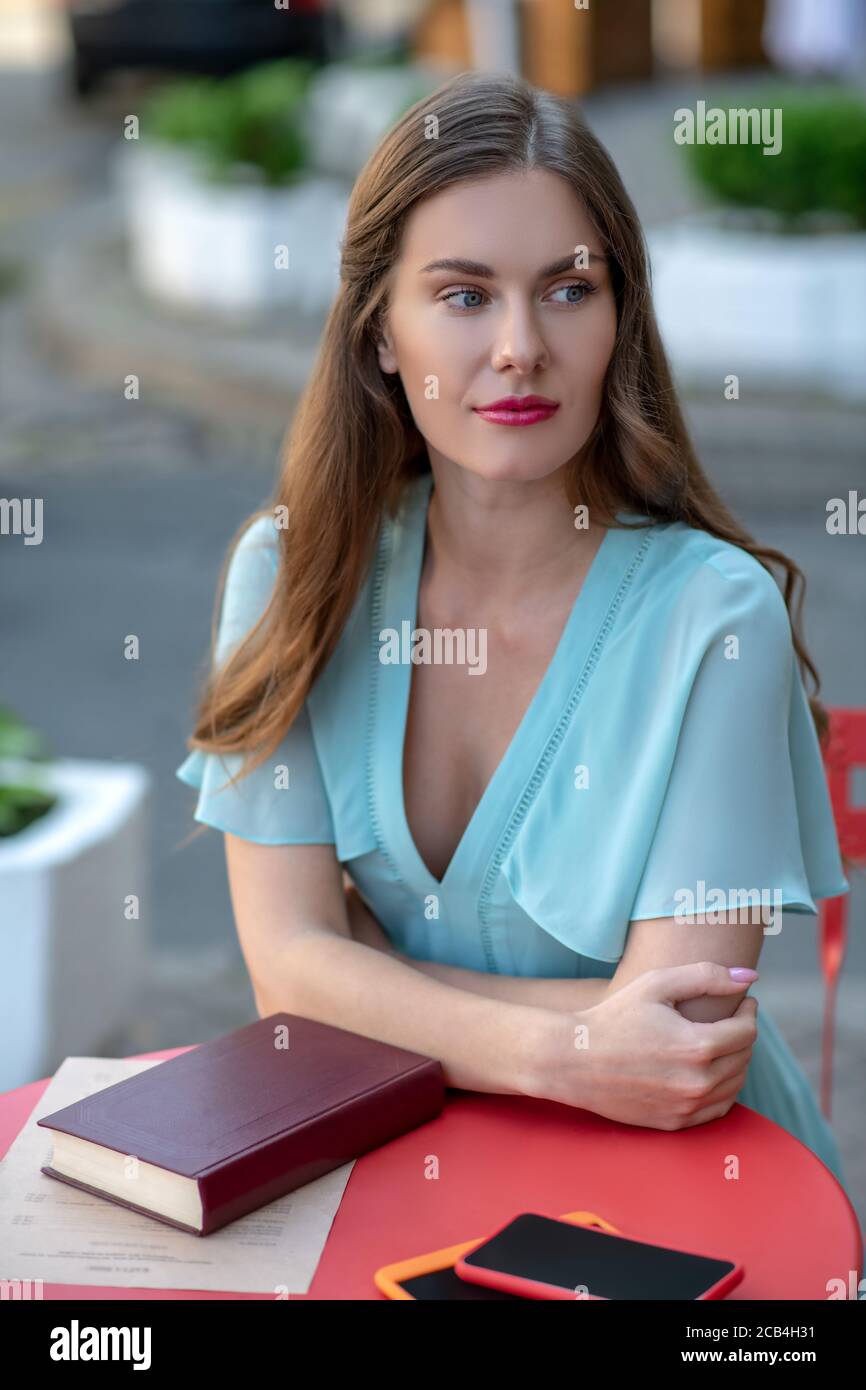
[396,318,473,412]
[560,319,616,419]
[569,302,617,384]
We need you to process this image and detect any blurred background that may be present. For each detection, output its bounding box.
[0,0,864,1223]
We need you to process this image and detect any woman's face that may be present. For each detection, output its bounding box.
[376,167,617,484]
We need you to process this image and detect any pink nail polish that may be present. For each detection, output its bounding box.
[729,967,759,981]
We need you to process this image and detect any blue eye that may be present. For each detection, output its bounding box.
[551,282,591,305]
[441,287,487,310]
[439,282,595,311]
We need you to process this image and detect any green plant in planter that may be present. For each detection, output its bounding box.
[684,89,866,230]
[0,705,57,837]
[145,58,318,186]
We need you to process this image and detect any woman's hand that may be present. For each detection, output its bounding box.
[343,877,400,957]
[522,961,759,1131]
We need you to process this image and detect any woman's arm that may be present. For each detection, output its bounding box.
[342,877,610,1010]
[224,837,759,1129]
[398,958,610,1010]
[606,910,765,1022]
[224,835,569,1100]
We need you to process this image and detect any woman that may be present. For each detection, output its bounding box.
[176,72,850,1188]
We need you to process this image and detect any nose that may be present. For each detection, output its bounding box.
[490,296,550,375]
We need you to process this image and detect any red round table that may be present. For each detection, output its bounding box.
[2,1046,862,1300]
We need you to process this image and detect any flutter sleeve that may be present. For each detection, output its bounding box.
[175,515,336,845]
[628,553,849,925]
[498,539,849,965]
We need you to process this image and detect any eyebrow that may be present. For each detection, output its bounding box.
[418,253,607,278]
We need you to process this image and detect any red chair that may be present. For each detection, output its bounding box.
[819,708,866,1118]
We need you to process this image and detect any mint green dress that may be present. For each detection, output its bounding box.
[177,470,851,1189]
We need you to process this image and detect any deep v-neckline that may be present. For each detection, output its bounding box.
[387,473,619,893]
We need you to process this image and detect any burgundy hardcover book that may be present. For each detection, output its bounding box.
[36,1012,446,1236]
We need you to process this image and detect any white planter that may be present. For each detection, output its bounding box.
[302,62,439,181]
[112,141,350,317]
[647,216,866,400]
[0,759,150,1091]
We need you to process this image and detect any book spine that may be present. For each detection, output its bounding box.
[196,1062,445,1236]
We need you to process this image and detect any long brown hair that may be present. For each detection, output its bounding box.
[181,70,835,847]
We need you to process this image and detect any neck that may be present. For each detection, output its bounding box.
[421,458,606,617]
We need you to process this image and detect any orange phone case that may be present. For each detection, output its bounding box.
[374,1210,622,1300]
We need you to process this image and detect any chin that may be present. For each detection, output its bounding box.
[453,455,568,485]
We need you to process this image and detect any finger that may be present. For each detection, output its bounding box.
[705,1044,754,1087]
[647,961,759,1006]
[701,1064,751,1109]
[679,1090,743,1128]
[683,1001,759,1059]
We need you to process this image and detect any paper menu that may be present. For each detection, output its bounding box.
[0,1056,353,1295]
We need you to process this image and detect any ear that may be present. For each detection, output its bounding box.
[376,320,398,374]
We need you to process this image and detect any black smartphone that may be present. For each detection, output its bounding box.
[454,1213,744,1300]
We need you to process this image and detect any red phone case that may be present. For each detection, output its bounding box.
[453,1212,745,1301]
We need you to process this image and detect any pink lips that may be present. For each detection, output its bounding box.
[472,395,560,427]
